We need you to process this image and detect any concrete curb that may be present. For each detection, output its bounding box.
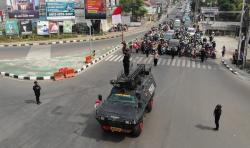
[221,59,239,75]
[0,34,122,47]
[0,45,121,81]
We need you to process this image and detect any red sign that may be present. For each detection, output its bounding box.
[85,0,106,19]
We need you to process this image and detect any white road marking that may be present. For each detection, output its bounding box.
[114,55,122,62]
[143,58,148,64]
[197,63,201,68]
[137,57,143,63]
[208,65,212,70]
[202,64,206,69]
[187,60,191,68]
[157,58,162,65]
[105,55,114,61]
[177,59,181,67]
[171,59,176,66]
[182,59,186,67]
[192,61,196,68]
[161,59,167,65]
[109,55,118,61]
[147,57,153,64]
[167,59,171,66]
[133,57,139,62]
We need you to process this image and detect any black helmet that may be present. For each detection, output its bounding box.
[216,104,222,109]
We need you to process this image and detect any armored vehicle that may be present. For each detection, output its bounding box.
[95,64,156,137]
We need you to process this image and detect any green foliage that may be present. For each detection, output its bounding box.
[119,0,145,13]
[134,6,148,17]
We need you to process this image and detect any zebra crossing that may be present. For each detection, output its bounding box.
[104,54,218,70]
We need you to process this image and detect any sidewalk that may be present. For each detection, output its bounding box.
[0,22,154,47]
[215,36,250,79]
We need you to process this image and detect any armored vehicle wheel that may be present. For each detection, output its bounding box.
[146,99,153,112]
[132,121,143,137]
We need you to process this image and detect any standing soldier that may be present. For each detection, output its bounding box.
[213,104,222,131]
[154,51,159,66]
[171,47,175,59]
[122,44,130,76]
[33,81,41,105]
[222,45,226,58]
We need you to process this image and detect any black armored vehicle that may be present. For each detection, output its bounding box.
[95,64,156,137]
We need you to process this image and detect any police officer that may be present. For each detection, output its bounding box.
[171,47,175,59]
[33,81,41,104]
[200,48,206,63]
[123,47,130,76]
[213,104,222,131]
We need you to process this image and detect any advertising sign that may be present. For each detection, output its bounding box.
[5,20,19,35]
[20,20,32,35]
[37,21,49,35]
[63,20,73,33]
[46,0,75,20]
[49,21,59,33]
[6,0,39,19]
[85,0,106,19]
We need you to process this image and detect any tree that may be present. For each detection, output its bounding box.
[119,0,145,13]
[119,0,147,21]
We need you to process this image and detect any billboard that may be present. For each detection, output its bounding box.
[6,0,39,19]
[49,21,58,33]
[85,0,106,19]
[46,0,75,20]
[5,20,19,35]
[20,20,32,35]
[63,20,73,33]
[37,21,49,35]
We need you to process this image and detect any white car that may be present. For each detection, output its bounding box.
[187,27,196,36]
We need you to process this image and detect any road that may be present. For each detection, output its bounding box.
[0,50,250,148]
[0,31,145,60]
[1,4,250,148]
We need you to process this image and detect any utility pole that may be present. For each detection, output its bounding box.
[237,0,245,64]
[243,6,249,68]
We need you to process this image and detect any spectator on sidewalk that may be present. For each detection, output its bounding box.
[33,81,41,105]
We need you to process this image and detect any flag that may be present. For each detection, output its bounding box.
[112,6,122,25]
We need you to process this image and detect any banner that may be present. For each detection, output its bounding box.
[20,20,32,35]
[6,0,39,19]
[37,21,49,35]
[49,21,59,33]
[46,1,75,20]
[5,20,19,35]
[85,0,106,19]
[63,21,73,33]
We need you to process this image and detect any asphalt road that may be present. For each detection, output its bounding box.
[1,4,250,148]
[0,50,250,148]
[0,31,145,60]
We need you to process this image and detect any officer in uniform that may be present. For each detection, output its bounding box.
[33,81,41,104]
[213,104,222,131]
[122,44,130,76]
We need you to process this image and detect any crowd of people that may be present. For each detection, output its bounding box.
[121,20,218,70]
